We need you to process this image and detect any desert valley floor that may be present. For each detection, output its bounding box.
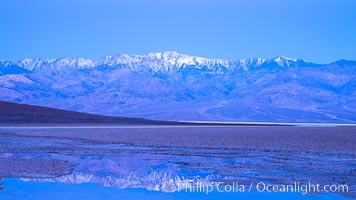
[0,125,355,199]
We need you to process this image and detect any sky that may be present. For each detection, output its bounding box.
[0,0,355,63]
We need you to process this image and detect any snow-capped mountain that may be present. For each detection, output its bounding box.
[3,51,311,72]
[0,52,355,123]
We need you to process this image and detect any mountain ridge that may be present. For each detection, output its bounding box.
[1,51,319,73]
[0,52,355,123]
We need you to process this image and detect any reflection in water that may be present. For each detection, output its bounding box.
[18,154,223,192]
[1,148,354,197]
[0,128,355,199]
[2,178,351,200]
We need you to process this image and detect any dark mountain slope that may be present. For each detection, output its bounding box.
[0,101,157,124]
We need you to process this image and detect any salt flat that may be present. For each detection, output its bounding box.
[1,125,354,153]
[0,126,355,199]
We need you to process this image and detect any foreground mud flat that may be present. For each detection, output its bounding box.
[0,126,355,199]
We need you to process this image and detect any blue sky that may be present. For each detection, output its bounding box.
[0,0,355,63]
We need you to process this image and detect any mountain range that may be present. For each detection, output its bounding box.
[0,51,355,123]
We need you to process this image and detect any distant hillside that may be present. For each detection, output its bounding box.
[1,52,355,123]
[0,101,156,124]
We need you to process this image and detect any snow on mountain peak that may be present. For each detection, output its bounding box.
[3,52,312,73]
[269,56,308,68]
